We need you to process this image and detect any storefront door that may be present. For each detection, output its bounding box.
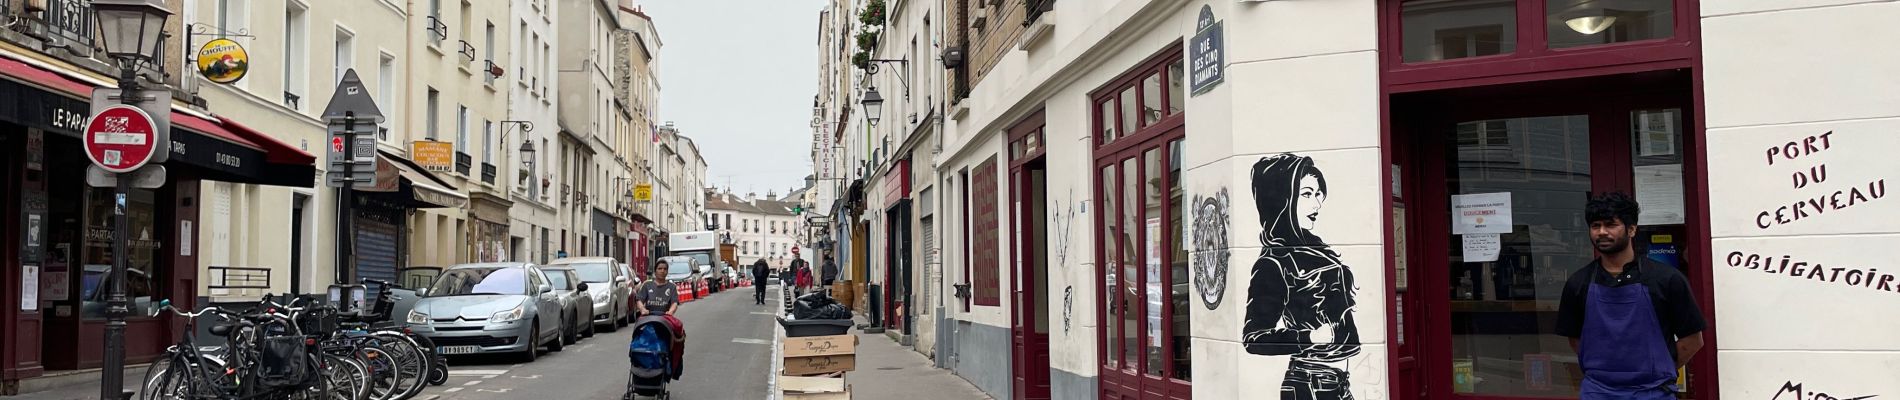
[1008,112,1051,400]
[1392,74,1713,399]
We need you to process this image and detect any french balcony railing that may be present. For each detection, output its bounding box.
[455,152,473,176]
[481,163,497,185]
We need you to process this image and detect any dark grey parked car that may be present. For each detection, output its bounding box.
[539,266,596,343]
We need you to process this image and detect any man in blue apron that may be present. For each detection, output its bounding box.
[1557,192,1706,399]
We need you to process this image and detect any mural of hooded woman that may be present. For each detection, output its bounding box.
[1242,153,1363,400]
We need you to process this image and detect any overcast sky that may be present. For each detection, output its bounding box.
[642,0,825,197]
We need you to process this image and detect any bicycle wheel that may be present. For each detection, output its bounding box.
[142,352,228,400]
[354,346,402,400]
[322,354,371,400]
[366,333,428,400]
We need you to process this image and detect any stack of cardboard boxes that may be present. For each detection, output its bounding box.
[780,334,857,399]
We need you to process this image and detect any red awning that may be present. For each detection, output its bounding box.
[0,52,315,166]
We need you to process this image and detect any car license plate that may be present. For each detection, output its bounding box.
[438,345,479,355]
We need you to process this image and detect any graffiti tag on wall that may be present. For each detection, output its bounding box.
[1773,381,1878,400]
[1241,153,1362,399]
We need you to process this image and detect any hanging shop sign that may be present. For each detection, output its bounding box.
[634,184,653,202]
[196,38,251,84]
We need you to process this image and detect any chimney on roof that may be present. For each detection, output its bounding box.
[767,190,778,201]
[746,192,756,202]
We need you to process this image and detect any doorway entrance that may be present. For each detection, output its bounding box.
[1008,111,1050,400]
[1389,71,1715,399]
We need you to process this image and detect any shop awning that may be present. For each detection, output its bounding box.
[0,53,318,188]
[365,149,467,209]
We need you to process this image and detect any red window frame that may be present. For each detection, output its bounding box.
[972,156,1002,307]
[1092,42,1189,400]
[1380,0,1701,93]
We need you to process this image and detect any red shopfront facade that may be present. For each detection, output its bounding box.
[0,56,316,386]
[1380,0,1719,399]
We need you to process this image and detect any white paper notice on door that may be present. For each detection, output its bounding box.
[1452,192,1513,234]
[1463,234,1501,263]
[1634,164,1686,225]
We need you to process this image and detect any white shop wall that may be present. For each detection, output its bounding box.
[1702,2,1900,398]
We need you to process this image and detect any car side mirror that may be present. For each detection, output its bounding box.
[538,284,553,294]
[576,282,590,291]
[415,288,429,296]
[616,276,629,284]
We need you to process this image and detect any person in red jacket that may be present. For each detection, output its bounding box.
[792,258,813,296]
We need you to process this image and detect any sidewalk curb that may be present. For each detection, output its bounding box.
[767,284,784,400]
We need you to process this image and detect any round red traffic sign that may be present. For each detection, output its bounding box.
[83,105,160,173]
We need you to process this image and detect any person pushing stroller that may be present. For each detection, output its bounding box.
[626,261,688,399]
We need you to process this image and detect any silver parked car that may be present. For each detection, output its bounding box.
[404,263,566,362]
[538,265,596,343]
[545,257,632,331]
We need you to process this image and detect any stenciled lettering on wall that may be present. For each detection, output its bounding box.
[1725,251,1897,294]
[1242,154,1362,400]
[1773,381,1878,400]
[1191,188,1231,310]
[1755,131,1888,229]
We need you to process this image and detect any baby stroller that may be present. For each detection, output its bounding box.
[625,315,684,399]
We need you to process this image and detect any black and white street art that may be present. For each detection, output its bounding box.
[1193,188,1232,310]
[1242,153,1363,400]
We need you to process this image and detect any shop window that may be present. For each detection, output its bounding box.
[1546,0,1674,49]
[1401,0,1517,62]
[81,188,161,319]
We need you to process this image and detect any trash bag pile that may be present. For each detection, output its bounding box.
[791,292,851,320]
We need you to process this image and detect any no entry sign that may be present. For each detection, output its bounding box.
[84,104,160,173]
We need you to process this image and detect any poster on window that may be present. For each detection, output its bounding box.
[21,265,38,311]
[1146,218,1163,347]
[1634,164,1686,225]
[1637,111,1677,157]
[1451,192,1513,234]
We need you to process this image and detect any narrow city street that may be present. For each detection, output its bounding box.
[419,286,776,400]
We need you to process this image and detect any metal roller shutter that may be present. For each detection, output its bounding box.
[355,217,400,297]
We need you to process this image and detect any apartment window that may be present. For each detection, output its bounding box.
[377,54,396,139]
[518,21,530,84]
[482,120,493,163]
[541,43,552,93]
[484,22,496,84]
[282,3,307,108]
[456,105,469,153]
[428,0,443,46]
[334,27,354,86]
[459,1,473,44]
[724,215,731,230]
[425,88,440,140]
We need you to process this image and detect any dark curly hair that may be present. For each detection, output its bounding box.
[1585,192,1640,227]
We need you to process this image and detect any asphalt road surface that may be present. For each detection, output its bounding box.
[418,284,778,399]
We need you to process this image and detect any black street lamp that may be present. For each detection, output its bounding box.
[519,139,537,171]
[860,88,884,127]
[92,1,171,398]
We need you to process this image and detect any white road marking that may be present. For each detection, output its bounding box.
[474,388,513,393]
[463,380,483,386]
[443,388,463,393]
[732,338,772,345]
[447,370,510,376]
[511,374,542,379]
[750,311,776,315]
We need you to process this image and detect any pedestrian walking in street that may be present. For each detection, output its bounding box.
[638,260,688,377]
[1557,192,1705,399]
[752,259,771,305]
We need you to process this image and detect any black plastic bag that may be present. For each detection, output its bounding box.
[792,292,850,320]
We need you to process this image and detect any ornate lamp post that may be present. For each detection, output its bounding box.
[91,0,172,398]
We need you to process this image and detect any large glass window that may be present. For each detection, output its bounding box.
[81,188,160,319]
[1167,140,1190,381]
[1546,0,1674,49]
[1100,164,1121,367]
[1401,0,1518,62]
[1445,115,1591,396]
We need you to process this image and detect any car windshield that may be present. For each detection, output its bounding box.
[571,263,615,283]
[664,259,694,280]
[427,267,527,296]
[684,253,713,268]
[545,270,572,290]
